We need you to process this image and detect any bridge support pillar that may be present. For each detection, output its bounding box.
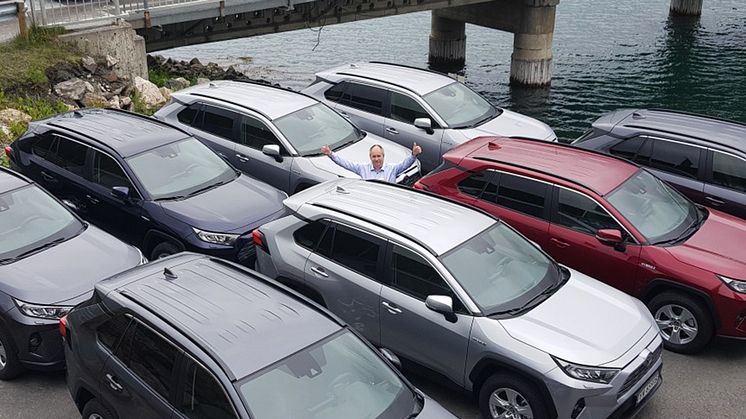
[670,0,703,16]
[428,13,466,71]
[510,0,557,86]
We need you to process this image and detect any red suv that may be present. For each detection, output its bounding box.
[417,136,746,354]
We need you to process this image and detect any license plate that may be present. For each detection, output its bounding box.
[635,372,660,404]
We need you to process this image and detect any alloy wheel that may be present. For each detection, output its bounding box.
[0,339,6,369]
[655,303,698,345]
[87,415,104,419]
[489,387,534,419]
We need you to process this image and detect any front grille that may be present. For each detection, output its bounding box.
[237,242,256,263]
[619,344,662,397]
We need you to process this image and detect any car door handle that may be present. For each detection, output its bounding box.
[705,196,724,206]
[86,194,100,204]
[310,266,328,278]
[105,374,123,393]
[339,111,351,119]
[550,238,570,249]
[382,301,402,314]
[235,154,249,163]
[386,127,399,135]
[217,152,228,159]
[40,171,57,183]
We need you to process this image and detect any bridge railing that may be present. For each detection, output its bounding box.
[26,0,206,28]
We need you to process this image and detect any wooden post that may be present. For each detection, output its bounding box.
[16,1,27,39]
[671,0,703,16]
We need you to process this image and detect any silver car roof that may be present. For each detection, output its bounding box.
[317,62,456,96]
[170,81,318,120]
[286,179,496,255]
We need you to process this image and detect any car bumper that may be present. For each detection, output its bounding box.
[545,336,663,419]
[713,288,746,338]
[3,307,65,371]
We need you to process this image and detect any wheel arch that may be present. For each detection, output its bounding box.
[142,230,184,257]
[640,278,720,329]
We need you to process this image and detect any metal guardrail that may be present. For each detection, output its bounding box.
[0,0,21,23]
[26,0,206,28]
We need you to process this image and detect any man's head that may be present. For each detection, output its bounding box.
[369,144,384,170]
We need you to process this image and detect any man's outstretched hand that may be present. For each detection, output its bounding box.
[412,142,422,156]
[321,145,332,156]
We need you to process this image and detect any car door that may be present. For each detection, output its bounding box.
[172,355,242,419]
[703,150,746,219]
[233,113,293,192]
[378,243,472,386]
[304,222,384,345]
[332,82,387,137]
[100,319,179,419]
[385,91,445,171]
[547,186,642,294]
[189,104,239,162]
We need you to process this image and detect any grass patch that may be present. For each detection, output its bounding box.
[148,67,195,88]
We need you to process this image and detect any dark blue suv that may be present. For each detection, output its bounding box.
[0,166,143,380]
[7,109,287,263]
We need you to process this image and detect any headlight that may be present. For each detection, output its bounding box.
[718,275,746,294]
[192,227,239,245]
[14,299,73,320]
[553,357,619,384]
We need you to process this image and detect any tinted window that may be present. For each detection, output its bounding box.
[554,188,622,235]
[92,151,132,190]
[341,83,387,116]
[200,107,236,140]
[324,82,347,102]
[330,227,380,278]
[31,136,54,158]
[274,104,361,156]
[316,224,334,258]
[609,137,645,160]
[390,246,451,301]
[240,115,282,151]
[648,140,701,179]
[496,174,548,218]
[122,323,178,400]
[177,104,201,126]
[44,136,88,176]
[294,221,327,250]
[97,315,131,352]
[390,92,430,124]
[179,357,237,419]
[458,172,489,197]
[711,152,746,192]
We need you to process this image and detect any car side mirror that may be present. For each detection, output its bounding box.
[425,295,454,314]
[414,118,434,135]
[262,144,283,162]
[111,186,130,202]
[379,348,402,370]
[596,229,625,251]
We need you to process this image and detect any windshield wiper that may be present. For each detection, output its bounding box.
[653,206,706,246]
[155,195,187,201]
[492,279,564,317]
[185,179,231,198]
[4,237,67,263]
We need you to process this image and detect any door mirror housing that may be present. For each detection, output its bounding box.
[262,144,283,162]
[111,186,130,201]
[425,295,454,314]
[595,228,623,244]
[414,118,434,135]
[379,348,402,370]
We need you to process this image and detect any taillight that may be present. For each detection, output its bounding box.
[413,181,429,191]
[4,146,12,159]
[59,315,68,338]
[252,229,270,254]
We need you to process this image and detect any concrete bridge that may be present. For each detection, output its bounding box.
[21,0,705,86]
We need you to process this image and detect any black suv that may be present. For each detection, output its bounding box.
[62,253,456,419]
[7,109,287,263]
[574,109,746,220]
[0,166,143,380]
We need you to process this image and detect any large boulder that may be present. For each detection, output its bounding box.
[0,109,32,144]
[82,92,108,108]
[81,56,98,74]
[134,76,166,110]
[54,78,88,102]
[164,77,190,91]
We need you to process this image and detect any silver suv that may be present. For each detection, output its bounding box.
[254,179,663,419]
[155,81,420,194]
[302,62,557,171]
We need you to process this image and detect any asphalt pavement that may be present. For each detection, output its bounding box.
[1,337,744,419]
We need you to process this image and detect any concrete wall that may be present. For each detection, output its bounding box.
[60,21,147,80]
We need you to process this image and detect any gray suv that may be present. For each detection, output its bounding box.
[254,179,663,419]
[302,62,557,171]
[155,81,421,194]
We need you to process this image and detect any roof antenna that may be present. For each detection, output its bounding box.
[163,267,178,280]
[335,185,350,194]
[632,111,645,119]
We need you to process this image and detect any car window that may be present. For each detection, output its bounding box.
[340,83,387,116]
[458,171,489,197]
[97,315,132,352]
[92,151,133,191]
[178,357,238,419]
[316,223,334,258]
[496,174,549,219]
[329,226,381,278]
[41,136,88,177]
[240,115,284,152]
[711,152,746,192]
[200,106,237,140]
[273,103,361,156]
[324,82,348,103]
[389,245,452,301]
[609,137,646,160]
[422,82,496,128]
[390,92,430,124]
[118,322,179,400]
[639,139,701,179]
[294,220,327,250]
[177,103,201,126]
[30,135,54,158]
[553,188,623,235]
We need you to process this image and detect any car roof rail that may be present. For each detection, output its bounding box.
[367,61,452,78]
[644,108,746,128]
[334,72,421,96]
[188,92,272,121]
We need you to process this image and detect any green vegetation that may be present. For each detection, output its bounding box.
[148,67,195,88]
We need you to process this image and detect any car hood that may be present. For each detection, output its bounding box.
[0,225,142,305]
[666,209,746,279]
[453,109,557,142]
[308,133,413,177]
[500,268,653,366]
[159,175,286,234]
[417,393,458,418]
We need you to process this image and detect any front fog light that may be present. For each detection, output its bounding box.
[192,228,239,245]
[14,299,73,320]
[553,357,619,384]
[718,275,746,294]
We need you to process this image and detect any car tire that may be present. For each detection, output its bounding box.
[478,373,550,419]
[648,291,714,354]
[150,242,180,260]
[0,324,24,380]
[82,398,116,419]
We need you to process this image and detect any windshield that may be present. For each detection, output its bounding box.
[127,138,237,200]
[237,330,415,419]
[423,82,497,128]
[274,103,363,156]
[439,223,558,314]
[0,184,82,263]
[607,170,698,243]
